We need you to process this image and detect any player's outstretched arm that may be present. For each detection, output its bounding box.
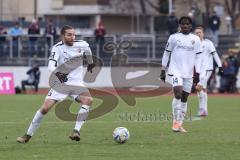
[161,37,173,82]
[161,51,170,70]
[212,52,223,75]
[160,70,166,82]
[84,44,95,73]
[160,50,171,82]
[213,52,222,67]
[162,36,173,71]
[194,36,203,76]
[195,53,202,74]
[48,47,60,72]
[48,46,68,83]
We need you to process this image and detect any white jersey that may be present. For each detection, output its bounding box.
[162,32,202,78]
[199,39,222,73]
[48,40,91,85]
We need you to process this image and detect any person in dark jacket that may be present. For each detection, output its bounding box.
[94,21,106,57]
[44,19,57,47]
[208,11,221,47]
[28,19,40,57]
[167,12,179,35]
[94,21,106,45]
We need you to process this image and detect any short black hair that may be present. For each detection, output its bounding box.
[60,25,74,35]
[179,16,192,24]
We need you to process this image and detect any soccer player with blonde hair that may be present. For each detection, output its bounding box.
[194,26,223,116]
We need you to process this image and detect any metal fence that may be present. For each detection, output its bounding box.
[0,34,54,65]
[0,34,165,66]
[120,34,157,62]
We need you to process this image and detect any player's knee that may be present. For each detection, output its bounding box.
[40,101,52,114]
[173,87,182,99]
[174,94,181,99]
[40,107,49,115]
[81,96,93,105]
[174,91,182,99]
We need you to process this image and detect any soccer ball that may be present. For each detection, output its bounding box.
[113,127,130,144]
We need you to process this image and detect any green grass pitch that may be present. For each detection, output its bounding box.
[0,94,239,160]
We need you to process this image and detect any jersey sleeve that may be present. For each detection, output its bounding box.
[161,51,170,69]
[161,36,174,69]
[82,41,94,64]
[208,41,222,67]
[82,42,92,55]
[208,40,216,54]
[194,37,202,55]
[48,46,60,72]
[213,53,222,67]
[165,35,174,52]
[194,37,203,73]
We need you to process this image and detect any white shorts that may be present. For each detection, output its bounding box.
[46,88,88,102]
[198,70,212,89]
[170,75,193,93]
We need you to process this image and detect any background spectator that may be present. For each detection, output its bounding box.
[9,22,23,56]
[166,11,179,35]
[21,64,41,93]
[192,3,203,26]
[213,2,224,17]
[219,49,239,93]
[94,21,106,46]
[225,15,232,35]
[188,11,196,30]
[208,11,221,47]
[28,19,40,57]
[94,21,106,57]
[0,23,7,56]
[44,19,57,46]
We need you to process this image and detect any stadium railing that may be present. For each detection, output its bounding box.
[0,35,53,66]
[0,34,168,66]
[120,34,158,62]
